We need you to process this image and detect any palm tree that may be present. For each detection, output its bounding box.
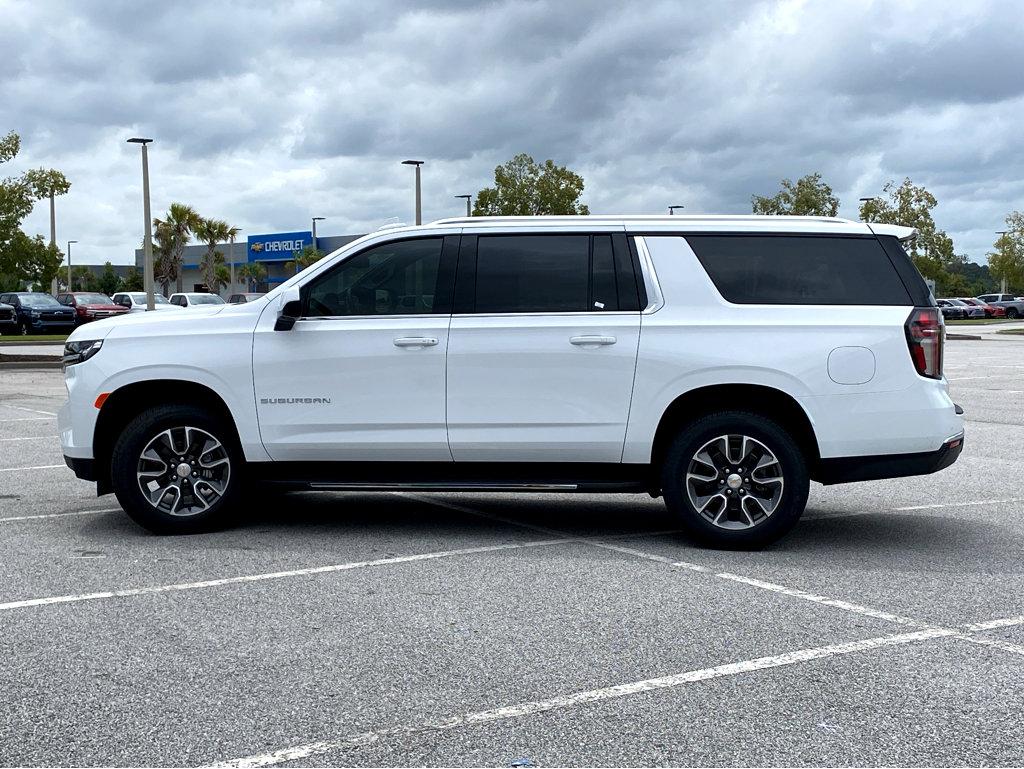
[151,220,176,296]
[193,217,232,294]
[153,203,200,293]
[225,225,241,291]
[237,262,267,292]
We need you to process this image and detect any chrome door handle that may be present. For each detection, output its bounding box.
[569,335,617,346]
[393,337,439,347]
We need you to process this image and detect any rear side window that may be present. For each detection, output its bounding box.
[686,235,913,305]
[475,235,590,313]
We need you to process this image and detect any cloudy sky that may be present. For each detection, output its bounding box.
[2,0,1022,266]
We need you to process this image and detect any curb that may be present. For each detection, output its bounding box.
[947,333,982,341]
[0,340,66,347]
[0,361,62,370]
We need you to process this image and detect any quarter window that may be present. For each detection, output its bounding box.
[685,235,913,305]
[304,237,445,316]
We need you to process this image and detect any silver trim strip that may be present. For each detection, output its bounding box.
[634,236,665,315]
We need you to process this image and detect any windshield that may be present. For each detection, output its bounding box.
[19,294,61,308]
[76,293,113,305]
[129,293,169,304]
[189,294,225,305]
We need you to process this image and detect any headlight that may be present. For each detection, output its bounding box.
[30,309,41,317]
[62,339,103,366]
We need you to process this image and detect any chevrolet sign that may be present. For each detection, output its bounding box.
[247,231,312,262]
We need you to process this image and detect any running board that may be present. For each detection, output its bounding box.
[307,482,579,492]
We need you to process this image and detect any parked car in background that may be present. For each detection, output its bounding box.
[959,298,1005,318]
[57,292,130,325]
[945,298,985,318]
[975,293,1024,319]
[0,292,76,334]
[110,292,184,313]
[169,292,227,308]
[0,299,18,335]
[936,299,967,320]
[227,292,267,304]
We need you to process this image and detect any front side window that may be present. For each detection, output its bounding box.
[304,237,444,316]
[686,235,913,306]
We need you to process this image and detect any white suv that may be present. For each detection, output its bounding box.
[59,216,963,546]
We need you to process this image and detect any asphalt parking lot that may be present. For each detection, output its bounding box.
[0,337,1022,767]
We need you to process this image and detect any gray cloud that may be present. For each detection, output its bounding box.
[2,0,1022,266]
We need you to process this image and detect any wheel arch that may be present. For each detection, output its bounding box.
[93,379,242,494]
[649,384,821,482]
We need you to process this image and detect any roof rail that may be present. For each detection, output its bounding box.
[430,214,858,226]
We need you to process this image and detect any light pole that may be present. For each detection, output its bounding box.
[858,197,876,221]
[668,205,684,215]
[311,216,325,251]
[66,240,77,291]
[454,194,471,216]
[997,231,1009,293]
[402,160,424,225]
[127,138,155,310]
[48,192,58,294]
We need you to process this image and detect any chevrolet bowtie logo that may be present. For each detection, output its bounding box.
[250,242,264,252]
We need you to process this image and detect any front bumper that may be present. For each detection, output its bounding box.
[815,432,964,485]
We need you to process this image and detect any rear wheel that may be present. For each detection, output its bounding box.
[111,404,242,534]
[661,411,809,548]
[1007,308,1019,319]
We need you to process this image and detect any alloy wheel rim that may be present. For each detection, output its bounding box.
[685,434,784,530]
[136,426,231,516]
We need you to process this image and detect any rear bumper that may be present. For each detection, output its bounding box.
[815,433,964,485]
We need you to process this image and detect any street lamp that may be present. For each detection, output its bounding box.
[668,205,684,215]
[997,231,1009,293]
[66,240,77,291]
[311,216,325,251]
[401,160,424,225]
[127,138,155,311]
[454,194,471,216]
[858,197,876,221]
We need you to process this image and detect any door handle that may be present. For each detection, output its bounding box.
[393,337,439,347]
[569,335,617,346]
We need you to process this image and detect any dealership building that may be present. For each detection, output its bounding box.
[133,230,363,296]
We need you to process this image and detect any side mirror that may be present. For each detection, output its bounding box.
[274,286,302,331]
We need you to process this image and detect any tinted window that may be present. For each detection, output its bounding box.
[475,235,589,313]
[304,237,444,316]
[686,235,912,305]
[591,236,618,311]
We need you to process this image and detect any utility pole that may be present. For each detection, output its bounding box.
[402,160,424,225]
[668,205,684,215]
[455,194,471,216]
[128,138,155,310]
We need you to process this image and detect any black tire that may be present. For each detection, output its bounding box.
[111,404,243,534]
[661,411,810,549]
[1007,308,1019,319]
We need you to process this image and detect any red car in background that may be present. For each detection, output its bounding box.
[958,297,1006,318]
[56,292,130,325]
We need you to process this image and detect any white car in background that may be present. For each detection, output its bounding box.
[169,292,227,308]
[111,292,185,313]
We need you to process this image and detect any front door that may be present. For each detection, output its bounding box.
[446,232,643,462]
[253,235,459,462]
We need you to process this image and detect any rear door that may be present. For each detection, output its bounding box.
[446,231,643,462]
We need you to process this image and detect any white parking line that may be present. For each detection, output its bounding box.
[0,464,65,473]
[0,537,573,613]
[962,615,1024,632]
[0,416,55,422]
[0,436,55,442]
[211,627,954,767]
[0,404,58,416]
[0,508,119,523]
[805,497,1024,520]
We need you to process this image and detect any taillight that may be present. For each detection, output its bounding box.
[905,307,943,379]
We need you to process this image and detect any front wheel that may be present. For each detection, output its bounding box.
[661,411,810,548]
[111,404,243,534]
